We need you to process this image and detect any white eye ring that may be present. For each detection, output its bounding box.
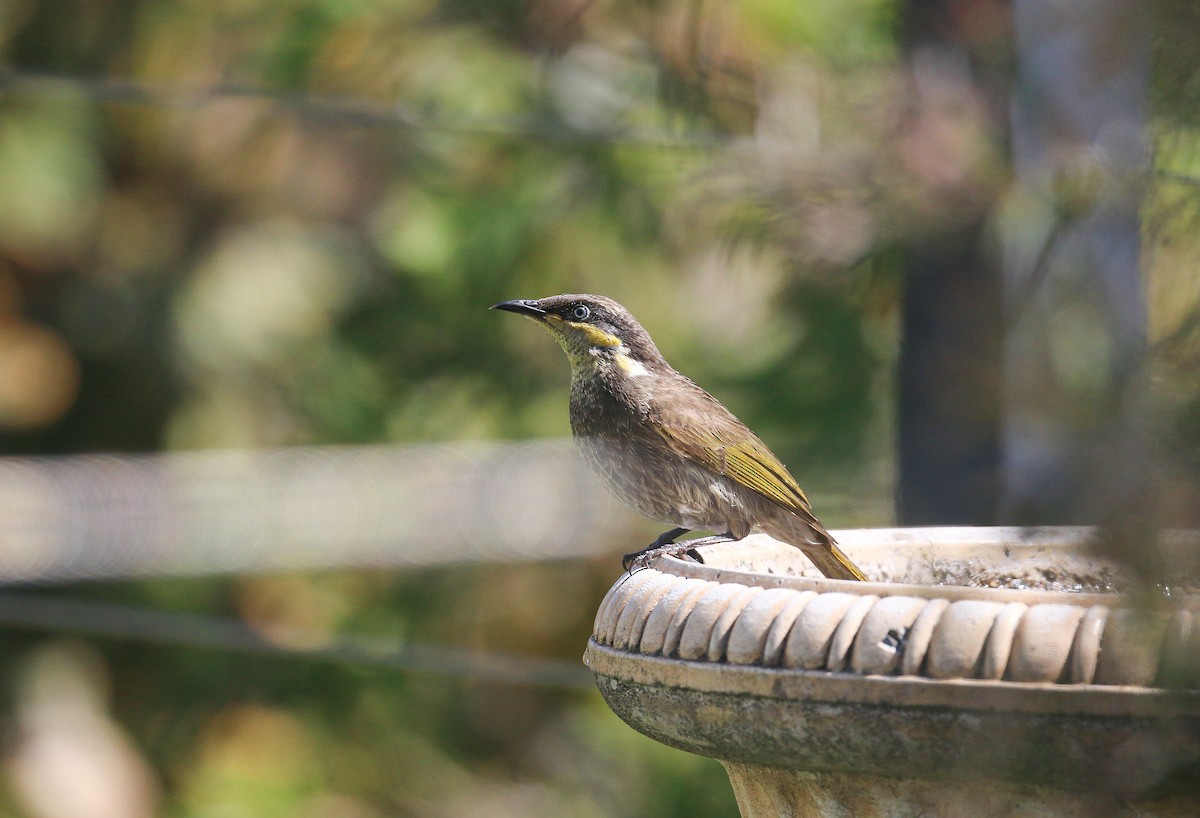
[570,304,591,321]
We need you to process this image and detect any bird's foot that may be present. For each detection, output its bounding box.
[621,531,734,573]
[679,532,735,550]
[622,542,702,573]
[623,527,688,572]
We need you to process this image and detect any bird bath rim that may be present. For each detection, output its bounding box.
[584,527,1200,797]
[653,526,1200,606]
[589,526,1200,691]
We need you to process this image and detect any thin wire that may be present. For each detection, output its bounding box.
[0,66,722,149]
[0,591,596,690]
[3,67,1195,176]
[1158,171,1200,188]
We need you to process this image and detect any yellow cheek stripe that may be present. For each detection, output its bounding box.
[545,315,622,348]
[575,323,623,348]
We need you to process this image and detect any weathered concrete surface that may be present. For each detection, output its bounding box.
[587,528,1200,816]
[588,647,1200,793]
[721,764,1200,818]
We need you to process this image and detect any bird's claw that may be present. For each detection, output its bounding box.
[621,531,736,573]
[622,542,705,573]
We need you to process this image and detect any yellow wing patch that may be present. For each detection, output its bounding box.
[721,440,811,512]
[651,422,813,515]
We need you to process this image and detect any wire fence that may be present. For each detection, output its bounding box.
[1,56,1192,693]
[0,440,630,584]
[0,440,628,689]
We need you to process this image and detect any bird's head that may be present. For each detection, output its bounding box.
[490,294,665,378]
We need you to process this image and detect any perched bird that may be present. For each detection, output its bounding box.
[491,294,867,581]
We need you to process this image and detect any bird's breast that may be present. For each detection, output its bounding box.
[568,373,640,439]
[567,375,747,530]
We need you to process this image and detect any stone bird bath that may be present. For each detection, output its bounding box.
[585,528,1200,817]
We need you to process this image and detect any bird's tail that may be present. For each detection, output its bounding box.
[800,540,868,581]
[763,518,868,581]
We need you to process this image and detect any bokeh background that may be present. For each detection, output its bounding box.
[0,1,1198,816]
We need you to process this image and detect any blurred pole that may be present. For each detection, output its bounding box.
[1001,1,1152,548]
[897,1,1010,524]
[898,225,1002,524]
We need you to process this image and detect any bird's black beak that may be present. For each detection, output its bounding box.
[490,299,547,319]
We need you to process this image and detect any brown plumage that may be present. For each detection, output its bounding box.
[491,294,866,581]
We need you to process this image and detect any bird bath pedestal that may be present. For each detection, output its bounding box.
[584,528,1200,817]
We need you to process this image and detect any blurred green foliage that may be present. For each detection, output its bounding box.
[0,0,1197,816]
[0,1,899,814]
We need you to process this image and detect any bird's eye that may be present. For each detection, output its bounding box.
[570,304,591,321]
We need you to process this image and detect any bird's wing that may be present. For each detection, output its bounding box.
[721,437,813,512]
[646,385,821,521]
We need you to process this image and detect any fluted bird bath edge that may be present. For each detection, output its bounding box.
[584,528,1200,817]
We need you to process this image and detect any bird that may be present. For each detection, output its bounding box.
[491,293,867,581]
